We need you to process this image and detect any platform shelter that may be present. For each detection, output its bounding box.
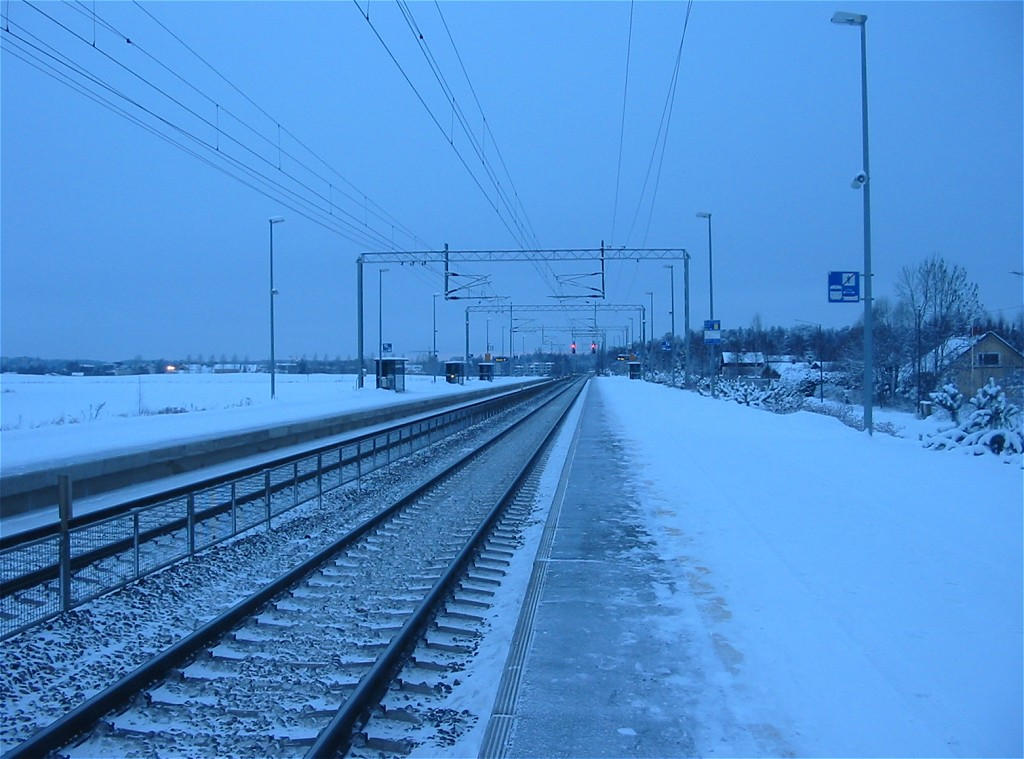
[375,357,407,392]
[478,362,495,382]
[445,361,466,385]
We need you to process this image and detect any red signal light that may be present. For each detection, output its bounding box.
[590,342,597,353]
[570,341,577,354]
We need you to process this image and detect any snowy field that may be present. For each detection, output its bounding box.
[595,376,1022,756]
[0,372,526,473]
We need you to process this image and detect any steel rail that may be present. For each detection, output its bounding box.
[1,377,580,759]
[307,377,585,756]
[1,382,557,601]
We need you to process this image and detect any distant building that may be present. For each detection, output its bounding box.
[933,332,1023,397]
[719,351,766,378]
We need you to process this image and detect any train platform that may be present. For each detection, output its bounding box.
[478,376,1021,758]
[480,380,700,758]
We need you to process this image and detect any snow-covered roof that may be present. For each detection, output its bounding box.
[721,352,766,365]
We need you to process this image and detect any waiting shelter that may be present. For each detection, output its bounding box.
[628,361,642,380]
[478,362,495,382]
[375,357,407,391]
[445,361,466,385]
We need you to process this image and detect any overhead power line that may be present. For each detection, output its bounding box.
[4,0,427,251]
[609,0,635,248]
[128,0,429,250]
[431,0,540,250]
[387,1,564,297]
[391,0,534,251]
[1,30,388,247]
[623,0,695,247]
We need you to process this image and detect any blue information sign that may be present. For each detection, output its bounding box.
[828,271,860,303]
[703,320,721,345]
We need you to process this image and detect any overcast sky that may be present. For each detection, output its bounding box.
[2,1,1021,362]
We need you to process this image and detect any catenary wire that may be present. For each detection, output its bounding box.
[609,0,634,248]
[128,0,430,249]
[2,20,401,251]
[0,32,392,249]
[353,0,542,260]
[398,0,560,295]
[623,0,693,247]
[56,0,418,251]
[640,0,694,246]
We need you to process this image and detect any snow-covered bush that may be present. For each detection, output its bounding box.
[924,378,1023,457]
[928,382,964,424]
[711,378,802,413]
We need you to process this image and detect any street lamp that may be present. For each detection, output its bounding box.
[832,9,874,435]
[645,291,654,345]
[432,293,440,383]
[664,265,676,385]
[696,212,713,320]
[663,265,676,337]
[268,216,285,399]
[378,268,389,363]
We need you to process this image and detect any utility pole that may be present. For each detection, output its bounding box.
[683,252,690,379]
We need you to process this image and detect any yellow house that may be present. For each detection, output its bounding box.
[942,332,1023,397]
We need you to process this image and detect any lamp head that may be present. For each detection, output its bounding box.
[269,216,285,224]
[696,211,711,219]
[831,11,867,25]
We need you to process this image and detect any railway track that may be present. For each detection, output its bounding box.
[1,380,556,641]
[4,376,586,758]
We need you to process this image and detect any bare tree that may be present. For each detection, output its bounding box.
[897,254,983,404]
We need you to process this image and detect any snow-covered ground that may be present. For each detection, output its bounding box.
[0,372,526,473]
[1,372,1019,756]
[597,376,1022,756]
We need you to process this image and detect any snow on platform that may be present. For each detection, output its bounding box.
[0,372,524,474]
[492,377,1021,758]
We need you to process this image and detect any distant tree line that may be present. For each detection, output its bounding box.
[618,254,1022,409]
[3,256,1019,405]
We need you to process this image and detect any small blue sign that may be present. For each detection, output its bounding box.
[661,340,672,351]
[703,320,722,345]
[382,342,393,354]
[828,271,860,303]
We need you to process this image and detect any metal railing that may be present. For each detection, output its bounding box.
[0,382,555,640]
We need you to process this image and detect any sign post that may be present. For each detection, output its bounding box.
[704,320,721,396]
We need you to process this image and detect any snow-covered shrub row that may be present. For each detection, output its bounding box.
[698,378,803,414]
[799,399,901,437]
[924,379,1023,458]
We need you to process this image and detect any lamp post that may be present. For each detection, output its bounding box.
[378,268,389,366]
[696,212,713,320]
[832,9,874,435]
[645,290,654,375]
[697,211,716,394]
[268,216,285,399]
[664,265,676,385]
[432,293,440,383]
